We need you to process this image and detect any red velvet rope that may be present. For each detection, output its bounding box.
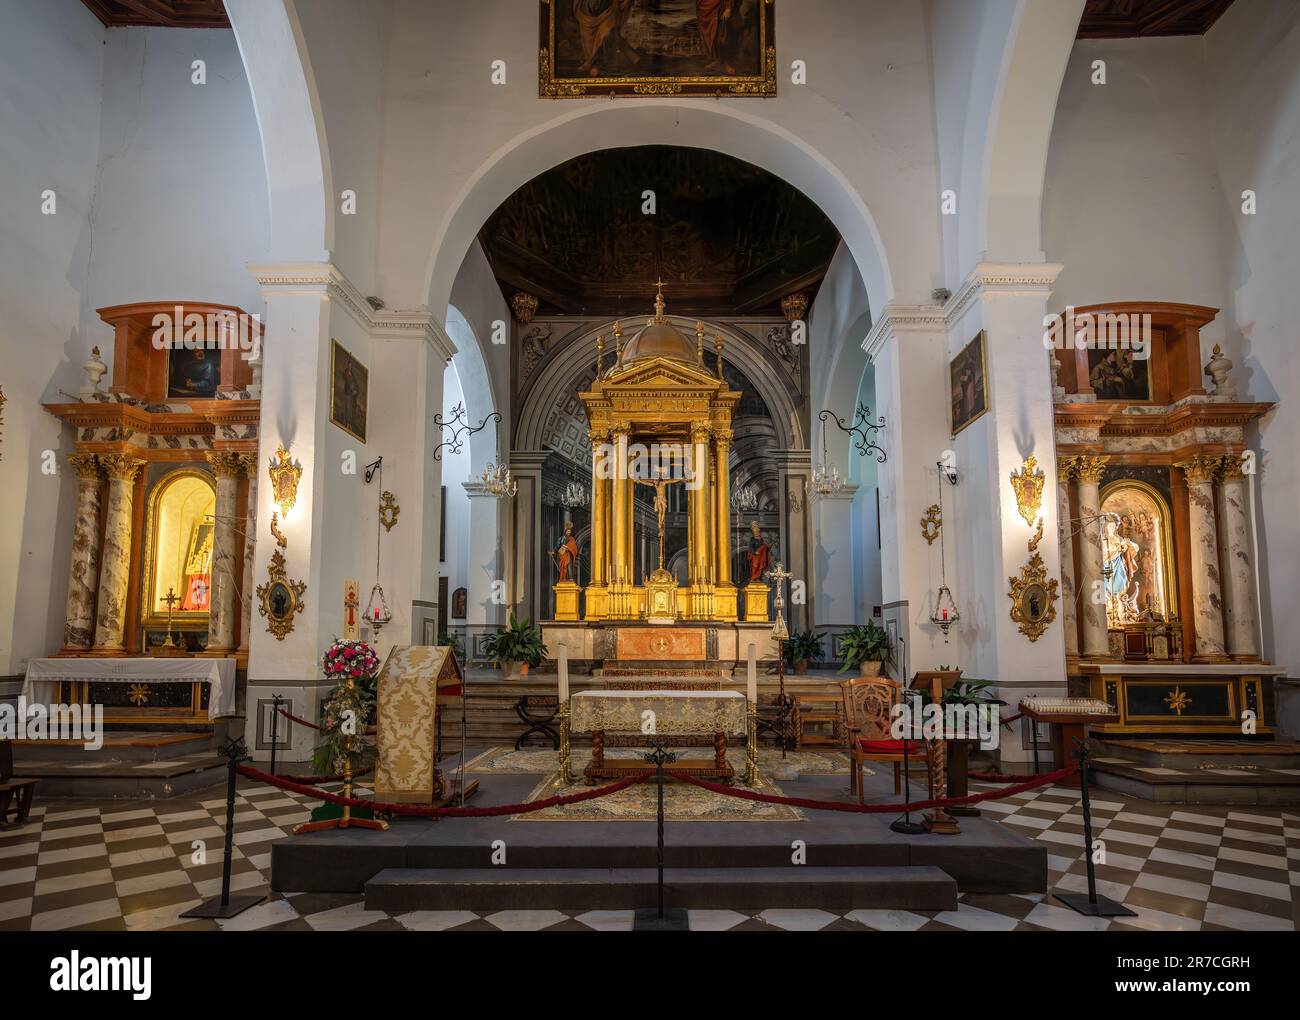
[277,707,321,730]
[237,763,651,817]
[664,764,1078,814]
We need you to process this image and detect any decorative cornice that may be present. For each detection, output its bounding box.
[862,262,1064,361]
[246,261,458,364]
[1053,398,1274,439]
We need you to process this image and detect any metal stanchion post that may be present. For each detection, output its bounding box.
[269,693,282,776]
[634,741,687,931]
[1053,740,1135,917]
[181,737,267,919]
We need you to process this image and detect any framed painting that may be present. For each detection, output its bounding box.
[329,340,368,443]
[167,344,220,399]
[949,330,988,436]
[1085,347,1152,401]
[540,0,776,98]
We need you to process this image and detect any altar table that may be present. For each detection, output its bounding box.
[23,657,237,721]
[569,689,747,783]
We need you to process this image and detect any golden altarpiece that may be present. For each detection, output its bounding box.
[544,288,776,667]
[40,301,262,725]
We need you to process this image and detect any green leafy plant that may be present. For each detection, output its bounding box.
[482,613,547,670]
[940,676,1006,707]
[837,620,891,673]
[785,629,825,665]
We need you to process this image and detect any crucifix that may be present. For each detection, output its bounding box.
[763,561,795,757]
[160,587,180,648]
[634,468,688,571]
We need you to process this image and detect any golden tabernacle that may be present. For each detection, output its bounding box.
[570,284,761,624]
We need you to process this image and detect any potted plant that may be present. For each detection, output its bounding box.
[438,631,464,665]
[785,629,825,674]
[837,620,891,676]
[482,614,547,678]
[938,674,1006,813]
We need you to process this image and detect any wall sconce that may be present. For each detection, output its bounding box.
[268,443,302,518]
[1009,454,1045,529]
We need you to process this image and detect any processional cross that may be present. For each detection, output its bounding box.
[160,587,180,648]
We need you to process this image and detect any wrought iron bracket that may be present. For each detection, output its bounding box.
[434,402,500,461]
[820,403,886,463]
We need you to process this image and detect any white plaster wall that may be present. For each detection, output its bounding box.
[441,362,470,613]
[0,0,106,674]
[1043,37,1234,351]
[1206,0,1300,680]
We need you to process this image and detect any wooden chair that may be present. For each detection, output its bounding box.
[0,739,38,828]
[839,675,934,803]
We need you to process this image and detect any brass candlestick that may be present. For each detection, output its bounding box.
[745,701,759,786]
[557,702,574,786]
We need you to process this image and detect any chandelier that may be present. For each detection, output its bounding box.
[562,480,589,508]
[480,461,517,499]
[805,418,844,503]
[730,484,758,515]
[928,460,960,641]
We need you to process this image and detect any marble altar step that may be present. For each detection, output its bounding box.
[12,751,227,799]
[10,729,218,763]
[1087,738,1300,804]
[363,865,959,913]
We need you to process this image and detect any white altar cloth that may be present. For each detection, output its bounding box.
[23,657,237,720]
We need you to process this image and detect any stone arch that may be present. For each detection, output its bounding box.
[424,103,895,339]
[445,304,498,474]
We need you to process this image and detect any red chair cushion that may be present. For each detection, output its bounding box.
[858,738,925,754]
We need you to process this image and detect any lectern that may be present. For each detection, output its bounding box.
[908,669,963,835]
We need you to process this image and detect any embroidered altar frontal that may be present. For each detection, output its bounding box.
[570,689,747,735]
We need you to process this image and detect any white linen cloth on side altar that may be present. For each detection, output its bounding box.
[23,657,237,720]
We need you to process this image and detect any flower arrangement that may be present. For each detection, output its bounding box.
[312,638,381,776]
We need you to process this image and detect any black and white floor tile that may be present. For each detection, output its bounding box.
[2,777,1297,931]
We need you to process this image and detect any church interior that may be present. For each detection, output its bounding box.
[2,0,1299,953]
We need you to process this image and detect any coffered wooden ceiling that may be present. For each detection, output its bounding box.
[80,0,229,29]
[1077,0,1235,38]
[479,146,841,318]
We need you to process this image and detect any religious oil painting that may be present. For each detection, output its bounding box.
[949,330,988,435]
[145,470,216,618]
[1085,345,1152,401]
[540,0,776,98]
[1099,482,1175,629]
[329,339,368,443]
[167,343,220,399]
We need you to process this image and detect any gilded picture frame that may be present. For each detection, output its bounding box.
[1008,552,1059,643]
[329,339,368,443]
[539,0,777,98]
[257,549,307,641]
[949,330,988,436]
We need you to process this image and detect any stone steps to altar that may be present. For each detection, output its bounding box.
[10,729,218,763]
[12,750,227,799]
[362,865,959,913]
[1087,737,1300,804]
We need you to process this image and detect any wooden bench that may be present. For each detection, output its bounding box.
[0,739,38,828]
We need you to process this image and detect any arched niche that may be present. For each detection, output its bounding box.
[141,469,217,642]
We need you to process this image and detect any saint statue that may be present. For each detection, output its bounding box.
[549,520,581,583]
[1102,514,1140,621]
[745,520,771,582]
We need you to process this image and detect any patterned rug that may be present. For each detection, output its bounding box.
[513,772,805,822]
[463,745,851,777]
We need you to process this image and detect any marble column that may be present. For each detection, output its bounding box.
[1216,454,1259,660]
[1074,455,1110,658]
[204,451,242,652]
[93,454,145,652]
[1178,455,1228,660]
[1056,457,1080,660]
[238,452,258,654]
[62,453,103,651]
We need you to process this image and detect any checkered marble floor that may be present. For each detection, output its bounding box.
[2,777,1297,932]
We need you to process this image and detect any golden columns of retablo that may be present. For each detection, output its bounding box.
[611,429,629,584]
[714,433,732,585]
[589,432,608,585]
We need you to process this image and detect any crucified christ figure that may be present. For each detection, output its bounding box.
[634,470,687,571]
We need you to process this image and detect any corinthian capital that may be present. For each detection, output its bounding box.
[1178,454,1220,485]
[99,454,145,483]
[1073,454,1109,484]
[67,453,101,480]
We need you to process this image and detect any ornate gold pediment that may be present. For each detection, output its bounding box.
[598,357,725,391]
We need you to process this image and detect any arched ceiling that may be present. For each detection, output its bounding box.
[479,145,841,317]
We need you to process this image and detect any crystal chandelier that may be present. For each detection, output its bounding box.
[563,480,589,508]
[730,484,758,515]
[805,418,844,503]
[480,417,517,499]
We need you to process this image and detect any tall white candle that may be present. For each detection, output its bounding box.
[557,643,570,703]
[746,642,757,704]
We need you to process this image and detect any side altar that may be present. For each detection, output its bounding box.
[548,285,773,652]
